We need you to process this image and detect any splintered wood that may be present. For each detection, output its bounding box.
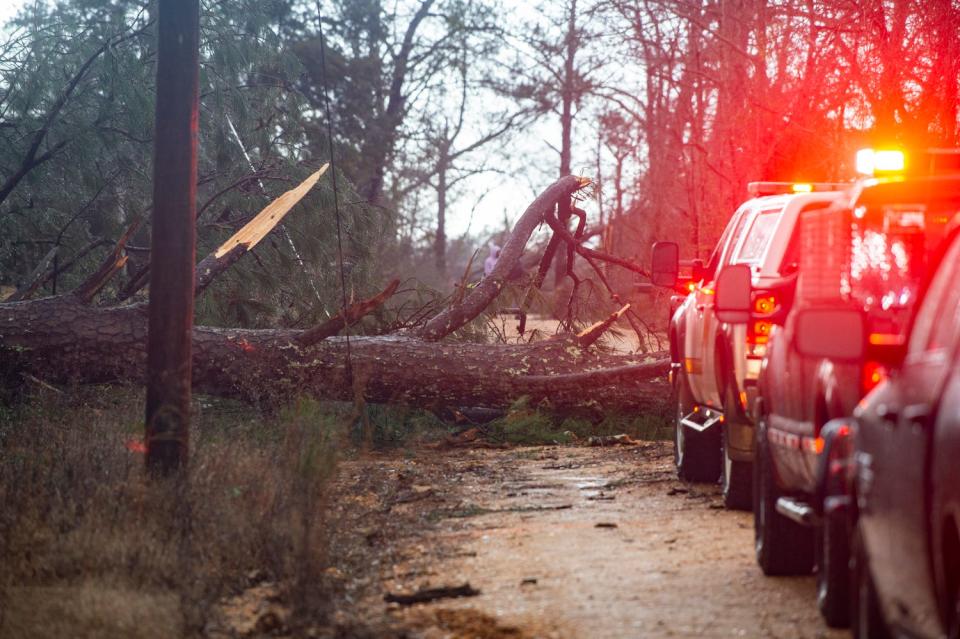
[213,164,328,258]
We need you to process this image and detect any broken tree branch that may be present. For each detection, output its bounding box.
[416,175,589,341]
[6,246,59,302]
[72,217,142,303]
[298,278,400,346]
[133,166,329,300]
[577,303,630,348]
[543,207,649,277]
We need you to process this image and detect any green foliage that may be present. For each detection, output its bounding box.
[361,402,449,447]
[487,396,672,445]
[0,0,391,329]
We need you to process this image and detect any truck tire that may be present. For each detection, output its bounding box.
[674,369,721,482]
[721,382,753,511]
[817,505,852,628]
[754,415,814,575]
[851,524,890,639]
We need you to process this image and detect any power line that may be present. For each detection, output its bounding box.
[316,3,353,384]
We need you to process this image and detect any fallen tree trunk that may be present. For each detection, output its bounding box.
[1,174,672,416]
[0,295,669,412]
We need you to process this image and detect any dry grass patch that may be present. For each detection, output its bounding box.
[0,387,340,638]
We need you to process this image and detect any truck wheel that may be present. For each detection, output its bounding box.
[817,506,852,628]
[721,383,752,511]
[674,369,721,482]
[754,415,814,575]
[851,524,890,639]
[722,433,753,510]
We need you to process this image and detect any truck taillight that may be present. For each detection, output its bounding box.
[748,320,773,345]
[862,360,887,394]
[754,294,777,314]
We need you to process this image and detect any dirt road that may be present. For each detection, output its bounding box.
[376,442,845,638]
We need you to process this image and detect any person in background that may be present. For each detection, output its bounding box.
[484,243,501,276]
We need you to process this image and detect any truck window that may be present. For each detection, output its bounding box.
[779,202,831,276]
[734,208,781,266]
[847,204,949,312]
[704,207,750,280]
[908,234,960,354]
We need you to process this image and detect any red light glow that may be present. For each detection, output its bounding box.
[125,438,147,454]
[862,360,887,394]
[754,295,777,314]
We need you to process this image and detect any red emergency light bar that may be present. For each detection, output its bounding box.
[855,148,960,177]
[747,182,848,197]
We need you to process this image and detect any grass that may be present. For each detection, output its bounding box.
[486,396,672,446]
[0,386,344,638]
[0,383,672,637]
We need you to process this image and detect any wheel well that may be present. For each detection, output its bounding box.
[814,393,829,432]
[714,336,731,397]
[670,324,680,362]
[943,516,960,624]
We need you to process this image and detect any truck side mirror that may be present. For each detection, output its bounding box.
[651,241,679,287]
[715,264,752,323]
[794,307,865,361]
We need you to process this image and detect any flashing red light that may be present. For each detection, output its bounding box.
[754,294,777,315]
[868,333,903,346]
[856,148,906,175]
[125,438,147,454]
[814,436,825,455]
[862,360,887,394]
[749,320,773,345]
[686,281,697,293]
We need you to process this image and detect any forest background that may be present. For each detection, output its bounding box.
[3,0,957,333]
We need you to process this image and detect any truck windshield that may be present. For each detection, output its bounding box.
[734,208,781,266]
[846,203,952,332]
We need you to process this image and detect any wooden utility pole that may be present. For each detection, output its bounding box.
[145,0,199,473]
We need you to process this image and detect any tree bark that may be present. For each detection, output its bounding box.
[0,295,669,413]
[554,0,579,285]
[416,175,586,341]
[146,0,199,471]
[0,175,667,417]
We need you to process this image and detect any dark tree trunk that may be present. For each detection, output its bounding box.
[434,150,448,276]
[0,296,669,414]
[145,0,199,471]
[554,0,578,286]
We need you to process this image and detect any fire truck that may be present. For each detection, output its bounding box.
[652,183,845,509]
[714,149,960,628]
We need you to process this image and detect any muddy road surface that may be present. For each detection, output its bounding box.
[373,442,845,638]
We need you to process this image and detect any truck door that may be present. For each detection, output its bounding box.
[861,234,960,636]
[686,207,752,405]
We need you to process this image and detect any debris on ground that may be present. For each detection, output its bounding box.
[426,427,511,450]
[384,583,481,606]
[214,582,290,637]
[587,434,641,446]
